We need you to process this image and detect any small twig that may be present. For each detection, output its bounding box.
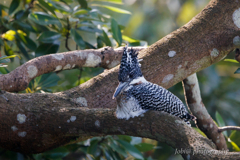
[65,17,71,51]
[218,126,240,132]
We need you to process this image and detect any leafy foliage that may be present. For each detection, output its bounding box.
[0,0,150,159]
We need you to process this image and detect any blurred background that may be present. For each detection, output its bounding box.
[1,0,240,159]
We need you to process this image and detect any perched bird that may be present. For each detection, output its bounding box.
[112,46,196,126]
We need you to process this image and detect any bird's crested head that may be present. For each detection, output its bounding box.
[118,46,143,82]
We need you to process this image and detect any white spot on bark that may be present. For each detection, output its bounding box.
[63,64,71,70]
[108,60,120,68]
[67,120,70,123]
[74,51,85,58]
[84,53,101,67]
[106,60,109,64]
[233,8,240,28]
[178,65,182,69]
[76,97,88,107]
[211,48,219,58]
[70,116,76,122]
[11,126,18,131]
[10,85,12,88]
[59,126,61,128]
[233,36,240,46]
[162,74,174,83]
[18,131,27,137]
[72,64,76,68]
[210,124,213,128]
[168,51,176,57]
[217,136,219,139]
[54,65,62,72]
[17,114,26,124]
[27,65,38,78]
[51,54,64,60]
[216,140,220,143]
[95,120,100,127]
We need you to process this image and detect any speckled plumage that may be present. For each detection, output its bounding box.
[113,46,196,126]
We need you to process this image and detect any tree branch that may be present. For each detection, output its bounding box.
[183,73,227,150]
[218,126,240,132]
[0,46,145,92]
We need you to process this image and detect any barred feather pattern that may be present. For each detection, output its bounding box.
[116,81,195,126]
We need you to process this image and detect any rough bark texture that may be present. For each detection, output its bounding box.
[183,73,227,150]
[0,0,240,159]
[0,47,145,92]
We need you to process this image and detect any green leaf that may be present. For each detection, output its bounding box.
[37,31,62,43]
[4,41,14,56]
[0,55,20,63]
[77,26,102,33]
[234,68,240,74]
[134,143,155,152]
[9,0,20,15]
[16,40,30,60]
[224,59,239,63]
[73,9,88,17]
[43,146,69,159]
[77,0,88,8]
[229,130,240,147]
[117,135,132,142]
[110,140,128,157]
[117,140,144,159]
[23,37,37,51]
[97,36,104,48]
[92,0,123,4]
[215,111,227,136]
[49,0,72,13]
[228,137,240,151]
[93,4,131,14]
[38,0,56,16]
[111,18,122,46]
[28,12,61,27]
[14,10,25,20]
[36,73,60,89]
[122,35,140,43]
[14,21,36,32]
[35,42,60,56]
[102,30,112,46]
[70,28,86,49]
[0,67,9,73]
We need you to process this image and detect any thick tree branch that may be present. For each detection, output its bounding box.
[183,73,227,150]
[0,47,145,92]
[0,0,239,159]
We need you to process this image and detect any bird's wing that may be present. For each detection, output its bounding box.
[127,82,189,119]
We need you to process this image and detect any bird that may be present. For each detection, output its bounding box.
[112,46,196,126]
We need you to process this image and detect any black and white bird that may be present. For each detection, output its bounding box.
[112,46,196,126]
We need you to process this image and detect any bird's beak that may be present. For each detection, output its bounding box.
[112,82,128,99]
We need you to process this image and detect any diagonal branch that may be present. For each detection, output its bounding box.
[183,73,227,150]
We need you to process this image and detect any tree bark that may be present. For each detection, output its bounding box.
[0,0,240,159]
